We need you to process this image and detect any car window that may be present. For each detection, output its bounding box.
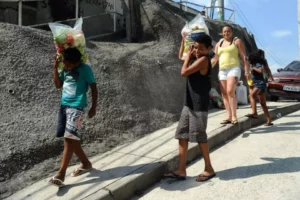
[284,61,300,72]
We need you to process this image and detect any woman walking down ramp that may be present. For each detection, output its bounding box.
[211,25,249,125]
[164,34,215,182]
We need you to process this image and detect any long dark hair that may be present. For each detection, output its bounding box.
[248,49,265,65]
[222,24,234,32]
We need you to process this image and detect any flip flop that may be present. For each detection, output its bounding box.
[48,176,65,188]
[264,123,273,126]
[220,119,231,124]
[196,173,216,182]
[245,114,258,118]
[71,167,93,177]
[231,120,238,125]
[163,172,186,180]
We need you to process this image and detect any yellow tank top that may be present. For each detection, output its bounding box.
[217,42,240,70]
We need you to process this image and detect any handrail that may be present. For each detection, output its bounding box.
[0,0,123,32]
[175,1,206,8]
[170,0,235,22]
[29,11,124,28]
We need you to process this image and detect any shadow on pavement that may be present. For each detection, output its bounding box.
[217,157,300,181]
[242,121,300,137]
[54,163,159,197]
[158,176,210,192]
[283,114,300,118]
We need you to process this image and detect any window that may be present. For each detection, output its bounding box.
[284,61,300,72]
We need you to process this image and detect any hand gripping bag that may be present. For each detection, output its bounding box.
[181,14,210,60]
[49,18,88,72]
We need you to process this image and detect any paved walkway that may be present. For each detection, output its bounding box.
[133,110,300,200]
[6,102,300,200]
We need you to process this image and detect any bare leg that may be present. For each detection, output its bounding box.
[72,140,92,174]
[249,87,260,117]
[49,138,73,185]
[248,86,256,114]
[226,76,238,122]
[196,142,215,181]
[257,92,272,124]
[164,139,188,177]
[220,80,232,121]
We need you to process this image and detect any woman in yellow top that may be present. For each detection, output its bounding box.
[212,25,249,124]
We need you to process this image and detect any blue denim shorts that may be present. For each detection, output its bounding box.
[254,80,267,94]
[56,105,84,140]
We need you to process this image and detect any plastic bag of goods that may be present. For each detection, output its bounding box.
[181,14,210,60]
[209,88,224,109]
[49,17,88,72]
[236,82,248,105]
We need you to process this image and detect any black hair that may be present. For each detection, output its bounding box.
[222,24,233,31]
[258,49,265,57]
[248,49,265,65]
[194,34,213,48]
[63,48,82,63]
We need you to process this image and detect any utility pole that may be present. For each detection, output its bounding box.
[298,0,300,57]
[210,0,217,19]
[217,0,224,21]
[124,0,138,42]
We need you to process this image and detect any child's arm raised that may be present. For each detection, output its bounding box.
[181,52,208,77]
[178,37,185,60]
[53,57,63,89]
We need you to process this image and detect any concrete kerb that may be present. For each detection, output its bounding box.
[85,103,300,200]
[82,161,167,200]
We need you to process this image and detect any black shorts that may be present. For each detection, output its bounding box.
[56,105,84,140]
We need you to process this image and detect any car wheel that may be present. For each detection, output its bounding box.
[270,95,279,102]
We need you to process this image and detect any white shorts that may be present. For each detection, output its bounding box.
[218,66,241,81]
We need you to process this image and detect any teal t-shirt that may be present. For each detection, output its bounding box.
[59,63,96,108]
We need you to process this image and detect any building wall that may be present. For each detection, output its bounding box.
[79,0,124,36]
[0,2,37,25]
[0,0,124,37]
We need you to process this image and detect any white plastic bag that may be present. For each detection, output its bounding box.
[181,14,210,60]
[49,18,88,72]
[236,84,248,105]
[209,88,224,109]
[181,14,209,36]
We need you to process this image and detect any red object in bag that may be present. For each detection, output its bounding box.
[66,34,74,46]
[55,43,65,54]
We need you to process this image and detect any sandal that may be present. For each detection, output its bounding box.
[71,167,93,177]
[231,120,238,125]
[264,122,273,126]
[196,173,216,182]
[48,176,65,188]
[221,119,232,124]
[245,114,258,118]
[163,171,186,180]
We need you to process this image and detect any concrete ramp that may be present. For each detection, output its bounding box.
[6,102,300,200]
